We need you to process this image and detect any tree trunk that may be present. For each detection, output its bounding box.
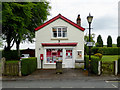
[5,35,12,51]
[16,40,20,58]
[5,28,14,51]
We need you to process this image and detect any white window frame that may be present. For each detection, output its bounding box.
[44,47,75,64]
[45,48,63,64]
[52,26,67,38]
[65,49,73,59]
[76,50,83,60]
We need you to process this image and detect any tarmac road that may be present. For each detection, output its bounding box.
[2,79,119,88]
[1,69,120,88]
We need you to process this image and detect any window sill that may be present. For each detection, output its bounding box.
[75,59,83,60]
[51,37,68,40]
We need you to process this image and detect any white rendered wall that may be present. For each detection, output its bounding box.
[35,18,84,69]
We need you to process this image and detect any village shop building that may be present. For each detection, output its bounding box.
[35,14,85,69]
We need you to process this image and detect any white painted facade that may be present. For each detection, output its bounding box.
[35,17,84,69]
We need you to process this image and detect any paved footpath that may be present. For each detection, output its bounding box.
[2,69,120,88]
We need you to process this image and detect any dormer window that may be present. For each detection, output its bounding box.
[52,27,67,38]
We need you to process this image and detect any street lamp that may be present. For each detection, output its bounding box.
[87,13,93,75]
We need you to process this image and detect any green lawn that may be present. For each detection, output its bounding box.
[101,55,118,61]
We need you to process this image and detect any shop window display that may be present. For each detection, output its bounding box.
[46,49,63,63]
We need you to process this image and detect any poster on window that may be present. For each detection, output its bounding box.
[66,50,72,59]
[77,51,82,59]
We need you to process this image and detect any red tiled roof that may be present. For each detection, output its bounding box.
[35,14,85,31]
[41,43,78,46]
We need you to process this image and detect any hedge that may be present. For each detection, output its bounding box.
[21,57,37,76]
[2,50,20,60]
[85,47,120,55]
[84,55,100,74]
[118,58,120,74]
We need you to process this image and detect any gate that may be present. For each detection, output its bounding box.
[101,61,115,75]
[3,63,19,76]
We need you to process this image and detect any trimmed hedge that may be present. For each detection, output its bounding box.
[2,50,20,60]
[84,55,100,74]
[85,47,120,55]
[21,57,37,76]
[118,58,120,74]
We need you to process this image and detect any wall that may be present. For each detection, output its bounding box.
[35,18,84,69]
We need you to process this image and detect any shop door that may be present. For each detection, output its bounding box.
[65,49,74,68]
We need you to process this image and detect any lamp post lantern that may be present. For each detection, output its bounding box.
[87,13,93,75]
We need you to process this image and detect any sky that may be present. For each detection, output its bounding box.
[1,0,119,50]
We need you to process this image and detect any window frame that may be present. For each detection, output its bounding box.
[76,50,82,60]
[52,26,67,38]
[46,49,63,63]
[65,49,73,59]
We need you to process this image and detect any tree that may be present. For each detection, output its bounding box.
[117,36,120,47]
[0,35,3,48]
[84,33,95,55]
[107,35,112,47]
[84,33,95,45]
[96,35,103,47]
[2,2,51,56]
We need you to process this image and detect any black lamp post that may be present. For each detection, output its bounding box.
[87,13,93,75]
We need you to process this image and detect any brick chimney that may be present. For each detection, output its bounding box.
[76,14,81,26]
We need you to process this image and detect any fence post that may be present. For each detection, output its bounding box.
[98,61,101,76]
[18,61,22,76]
[1,57,6,75]
[114,60,118,75]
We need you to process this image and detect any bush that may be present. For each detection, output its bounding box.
[91,47,99,54]
[21,57,37,76]
[90,47,120,55]
[118,58,120,74]
[84,55,100,74]
[94,53,102,59]
[2,50,20,60]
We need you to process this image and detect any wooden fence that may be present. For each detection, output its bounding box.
[3,63,19,76]
[2,57,21,76]
[98,60,118,75]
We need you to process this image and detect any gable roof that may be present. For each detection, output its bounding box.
[35,14,85,31]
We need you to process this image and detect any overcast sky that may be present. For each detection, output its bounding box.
[2,0,119,50]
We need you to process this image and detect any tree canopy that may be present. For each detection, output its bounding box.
[107,35,112,47]
[2,2,51,56]
[84,33,95,45]
[96,35,103,47]
[117,36,120,47]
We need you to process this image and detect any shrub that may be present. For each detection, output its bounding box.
[2,50,20,60]
[94,53,102,60]
[91,47,99,54]
[84,55,100,74]
[118,58,120,74]
[21,57,37,76]
[91,47,120,55]
[107,35,112,47]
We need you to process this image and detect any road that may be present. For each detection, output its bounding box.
[2,79,119,88]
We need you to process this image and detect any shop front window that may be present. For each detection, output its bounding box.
[46,49,63,63]
[66,49,72,59]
